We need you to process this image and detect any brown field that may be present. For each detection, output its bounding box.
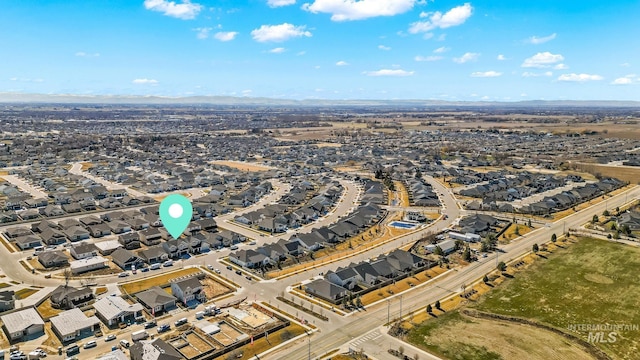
[212,160,272,172]
[572,163,640,184]
[120,268,201,294]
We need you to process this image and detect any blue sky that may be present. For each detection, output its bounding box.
[1,0,639,100]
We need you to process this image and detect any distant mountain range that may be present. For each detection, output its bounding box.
[1,92,639,107]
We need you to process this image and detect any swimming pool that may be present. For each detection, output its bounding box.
[389,221,418,229]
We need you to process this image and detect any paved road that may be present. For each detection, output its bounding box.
[267,185,640,360]
[1,174,49,198]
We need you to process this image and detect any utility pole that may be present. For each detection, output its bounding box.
[307,331,311,360]
[399,294,403,320]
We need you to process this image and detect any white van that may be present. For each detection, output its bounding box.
[83,340,97,349]
[150,263,161,270]
[163,260,173,267]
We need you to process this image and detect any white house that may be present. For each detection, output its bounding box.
[50,308,101,342]
[1,308,45,340]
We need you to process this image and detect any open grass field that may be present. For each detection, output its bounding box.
[473,237,640,359]
[404,237,640,360]
[406,311,594,360]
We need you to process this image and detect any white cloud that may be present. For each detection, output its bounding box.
[194,27,212,39]
[434,46,450,53]
[267,0,296,7]
[378,45,391,51]
[497,54,506,61]
[553,63,568,70]
[522,52,564,68]
[453,52,479,63]
[143,0,202,20]
[471,71,502,77]
[409,3,473,34]
[251,23,312,42]
[336,60,349,66]
[302,0,415,21]
[557,73,603,82]
[297,51,306,56]
[527,33,556,44]
[620,62,630,67]
[132,78,159,85]
[414,55,442,62]
[364,69,414,77]
[612,77,633,85]
[214,31,238,41]
[75,52,100,57]
[611,74,637,85]
[522,71,553,77]
[269,47,286,53]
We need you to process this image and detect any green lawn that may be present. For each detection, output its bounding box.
[473,237,640,359]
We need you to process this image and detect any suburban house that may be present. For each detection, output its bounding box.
[50,285,94,309]
[229,249,270,268]
[618,211,640,231]
[15,234,43,250]
[63,226,90,242]
[326,267,362,290]
[50,308,101,343]
[93,296,144,327]
[139,228,162,246]
[0,291,15,312]
[4,226,32,238]
[87,223,112,238]
[110,248,145,270]
[108,220,132,234]
[40,227,67,245]
[38,250,69,268]
[170,277,206,306]
[137,246,169,265]
[1,308,45,340]
[70,256,108,275]
[305,279,349,302]
[70,242,99,259]
[135,286,177,315]
[162,239,189,259]
[118,232,141,250]
[425,240,457,255]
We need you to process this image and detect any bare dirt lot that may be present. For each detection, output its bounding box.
[201,277,233,299]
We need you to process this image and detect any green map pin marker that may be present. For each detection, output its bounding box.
[160,194,192,239]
